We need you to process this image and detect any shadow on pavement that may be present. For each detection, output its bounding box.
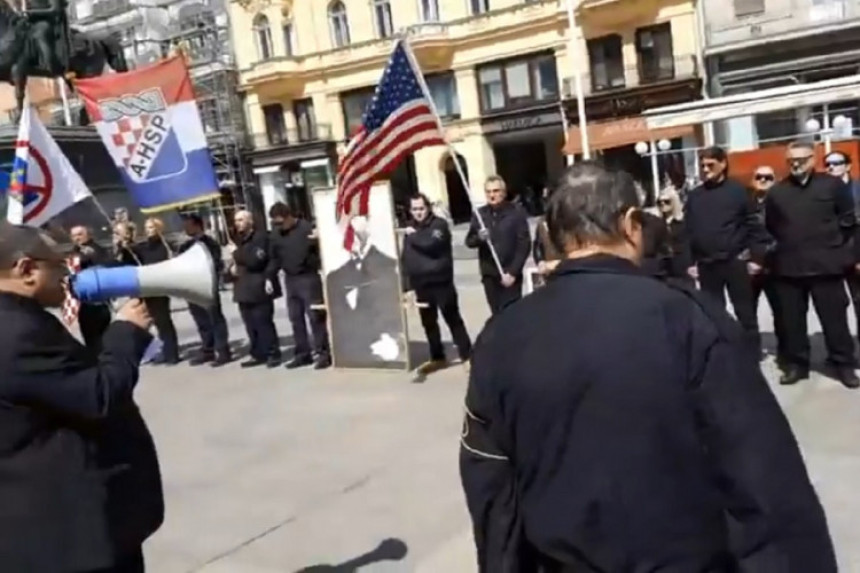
[761,331,843,378]
[293,537,408,572]
[178,336,297,361]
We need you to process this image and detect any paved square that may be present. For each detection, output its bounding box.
[122,265,860,572]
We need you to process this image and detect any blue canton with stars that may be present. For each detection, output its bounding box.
[361,41,428,131]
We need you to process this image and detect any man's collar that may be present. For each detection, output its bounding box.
[551,254,644,279]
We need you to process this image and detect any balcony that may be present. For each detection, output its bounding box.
[703,0,860,51]
[250,124,334,152]
[562,54,698,98]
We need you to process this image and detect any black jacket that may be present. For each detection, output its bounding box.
[765,172,857,277]
[465,202,531,278]
[401,214,454,291]
[640,211,671,278]
[232,229,282,304]
[0,292,164,571]
[684,178,768,264]
[460,255,835,573]
[269,219,321,278]
[72,241,114,311]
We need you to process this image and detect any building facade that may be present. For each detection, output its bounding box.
[702,0,860,150]
[231,0,572,224]
[561,0,702,191]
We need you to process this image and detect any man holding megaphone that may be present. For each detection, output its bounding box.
[0,223,164,572]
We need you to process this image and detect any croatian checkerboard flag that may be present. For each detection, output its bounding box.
[74,56,221,213]
[6,106,92,227]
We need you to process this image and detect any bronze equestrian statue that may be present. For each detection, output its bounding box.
[0,0,129,124]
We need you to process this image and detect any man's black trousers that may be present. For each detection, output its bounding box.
[773,275,855,371]
[752,273,785,365]
[78,304,112,353]
[416,282,472,362]
[481,276,522,315]
[86,547,144,573]
[188,299,231,359]
[239,300,281,361]
[144,297,178,362]
[698,259,759,347]
[285,273,330,360]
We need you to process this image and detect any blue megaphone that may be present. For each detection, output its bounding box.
[71,242,217,307]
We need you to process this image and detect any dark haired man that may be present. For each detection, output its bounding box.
[684,146,768,352]
[460,161,835,573]
[402,194,472,381]
[765,142,859,387]
[180,214,232,366]
[268,202,331,369]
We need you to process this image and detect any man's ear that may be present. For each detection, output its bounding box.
[12,257,36,281]
[620,207,641,239]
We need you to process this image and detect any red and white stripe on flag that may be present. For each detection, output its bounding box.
[62,255,81,325]
[335,40,444,251]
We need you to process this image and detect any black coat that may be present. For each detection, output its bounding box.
[0,293,164,571]
[401,214,454,291]
[73,240,113,270]
[232,229,282,304]
[465,202,531,278]
[269,219,321,278]
[640,211,671,278]
[460,255,835,572]
[325,246,404,368]
[765,172,857,277]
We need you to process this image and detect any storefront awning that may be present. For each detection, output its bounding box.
[643,74,860,129]
[562,117,694,155]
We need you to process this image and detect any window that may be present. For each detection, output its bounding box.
[373,0,394,39]
[341,87,376,137]
[198,98,221,134]
[328,1,350,48]
[420,0,439,22]
[282,22,294,56]
[294,98,317,141]
[587,34,625,92]
[263,103,287,145]
[253,14,273,60]
[635,23,675,83]
[733,0,764,18]
[477,53,558,112]
[426,72,460,119]
[470,0,489,15]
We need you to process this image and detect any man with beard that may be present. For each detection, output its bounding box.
[0,223,164,572]
[765,142,859,387]
[401,193,472,381]
[69,225,113,352]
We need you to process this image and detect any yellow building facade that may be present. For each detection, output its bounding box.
[229,0,572,223]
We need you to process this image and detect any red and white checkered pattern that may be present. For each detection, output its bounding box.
[106,115,150,165]
[61,255,81,326]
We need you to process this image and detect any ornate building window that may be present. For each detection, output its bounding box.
[253,14,273,60]
[373,0,394,39]
[420,0,439,22]
[328,1,351,48]
[281,9,294,56]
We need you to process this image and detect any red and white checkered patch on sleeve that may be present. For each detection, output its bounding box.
[61,255,81,326]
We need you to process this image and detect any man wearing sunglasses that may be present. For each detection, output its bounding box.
[684,146,768,352]
[765,142,859,387]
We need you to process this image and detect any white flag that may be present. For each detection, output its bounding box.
[6,107,92,227]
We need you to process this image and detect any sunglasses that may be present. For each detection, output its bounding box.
[826,160,846,168]
[754,174,774,182]
[787,156,813,166]
[657,199,671,205]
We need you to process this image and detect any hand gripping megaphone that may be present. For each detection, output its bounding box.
[70,242,217,308]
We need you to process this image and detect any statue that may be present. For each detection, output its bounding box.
[0,0,129,124]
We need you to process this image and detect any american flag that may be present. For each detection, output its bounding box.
[61,255,81,325]
[336,40,445,250]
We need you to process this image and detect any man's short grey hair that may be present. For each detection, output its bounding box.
[545,161,641,252]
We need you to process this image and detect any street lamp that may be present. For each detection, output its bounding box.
[636,139,672,197]
[805,114,849,154]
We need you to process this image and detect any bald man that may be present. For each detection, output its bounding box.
[70,225,114,352]
[231,210,282,368]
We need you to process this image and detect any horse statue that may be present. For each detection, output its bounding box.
[0,0,128,124]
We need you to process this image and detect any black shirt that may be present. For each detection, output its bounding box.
[684,178,767,264]
[465,202,531,278]
[269,219,320,278]
[401,214,454,290]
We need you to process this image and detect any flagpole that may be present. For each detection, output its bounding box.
[399,34,505,277]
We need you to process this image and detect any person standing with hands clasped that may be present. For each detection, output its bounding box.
[465,175,531,314]
[0,223,164,572]
[402,193,472,381]
[231,210,282,368]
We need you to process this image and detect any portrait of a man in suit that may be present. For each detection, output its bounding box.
[325,215,406,369]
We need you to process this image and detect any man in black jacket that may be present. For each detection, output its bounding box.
[268,202,330,370]
[231,210,282,368]
[402,194,472,380]
[465,175,531,314]
[0,223,164,572]
[460,162,835,573]
[180,215,232,367]
[685,146,768,350]
[765,142,859,387]
[70,224,113,352]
